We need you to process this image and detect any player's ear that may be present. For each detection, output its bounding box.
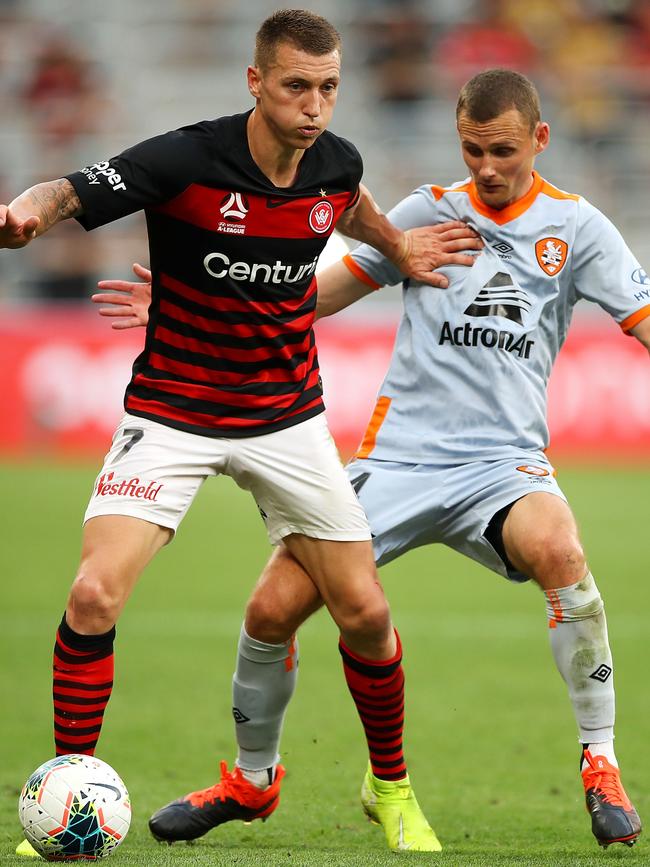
[534,122,550,155]
[247,65,262,99]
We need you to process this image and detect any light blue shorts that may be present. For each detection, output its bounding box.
[346,455,567,582]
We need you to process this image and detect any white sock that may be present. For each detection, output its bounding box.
[582,740,618,769]
[232,624,298,771]
[544,573,615,744]
[237,764,275,789]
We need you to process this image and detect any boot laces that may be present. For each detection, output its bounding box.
[186,761,246,808]
[584,754,630,809]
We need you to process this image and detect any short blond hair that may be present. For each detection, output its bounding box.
[457,69,541,131]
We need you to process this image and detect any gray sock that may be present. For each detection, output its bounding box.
[232,624,298,770]
[545,572,615,743]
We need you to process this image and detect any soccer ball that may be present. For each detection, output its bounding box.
[18,754,131,861]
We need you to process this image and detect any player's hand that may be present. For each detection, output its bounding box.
[396,221,483,288]
[0,204,40,249]
[91,263,152,329]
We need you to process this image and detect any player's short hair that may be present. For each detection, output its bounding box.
[456,69,541,131]
[254,9,341,71]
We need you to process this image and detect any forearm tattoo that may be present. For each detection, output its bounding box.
[23,178,82,233]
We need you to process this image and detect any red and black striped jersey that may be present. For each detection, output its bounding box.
[66,110,362,437]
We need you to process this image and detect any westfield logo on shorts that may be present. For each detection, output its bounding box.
[95,472,163,500]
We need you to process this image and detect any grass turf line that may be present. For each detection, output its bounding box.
[0,462,647,865]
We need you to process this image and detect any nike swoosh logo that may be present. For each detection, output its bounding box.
[266,198,291,209]
[398,815,414,850]
[87,782,122,800]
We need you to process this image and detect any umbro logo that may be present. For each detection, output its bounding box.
[589,664,612,683]
[492,241,514,258]
[232,707,251,723]
[464,272,532,325]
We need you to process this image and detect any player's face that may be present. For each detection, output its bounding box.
[247,42,340,151]
[457,109,550,209]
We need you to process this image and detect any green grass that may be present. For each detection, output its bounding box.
[0,462,648,866]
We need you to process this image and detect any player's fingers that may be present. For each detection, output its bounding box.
[96,280,137,294]
[441,237,483,252]
[132,263,152,281]
[0,204,8,227]
[437,226,483,242]
[22,215,40,235]
[441,252,479,267]
[416,271,449,288]
[111,317,141,330]
[429,221,481,238]
[97,306,135,317]
[92,292,130,305]
[428,220,468,234]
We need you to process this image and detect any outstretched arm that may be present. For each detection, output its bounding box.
[92,263,152,330]
[0,179,82,249]
[315,260,375,319]
[336,183,482,288]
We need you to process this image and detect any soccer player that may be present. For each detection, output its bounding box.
[5,10,483,858]
[95,70,649,850]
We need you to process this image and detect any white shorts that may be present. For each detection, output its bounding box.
[346,454,567,582]
[85,413,371,545]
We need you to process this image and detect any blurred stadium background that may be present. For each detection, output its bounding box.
[0,0,648,460]
[1,4,648,862]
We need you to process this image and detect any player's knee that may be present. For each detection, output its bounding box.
[68,567,125,627]
[525,531,586,585]
[337,596,392,643]
[244,593,294,644]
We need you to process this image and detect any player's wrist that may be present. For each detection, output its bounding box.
[392,231,413,266]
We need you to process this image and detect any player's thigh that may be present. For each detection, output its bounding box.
[84,413,218,534]
[75,514,171,609]
[501,491,585,587]
[230,414,370,545]
[441,457,569,582]
[281,534,381,622]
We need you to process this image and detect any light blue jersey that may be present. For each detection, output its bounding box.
[347,172,649,464]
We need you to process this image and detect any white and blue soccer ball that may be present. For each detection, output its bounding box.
[18,754,131,861]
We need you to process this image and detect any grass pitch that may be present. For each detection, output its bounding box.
[0,461,648,866]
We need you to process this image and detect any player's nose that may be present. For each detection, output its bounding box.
[303,89,321,118]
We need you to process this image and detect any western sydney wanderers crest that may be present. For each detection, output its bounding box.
[309,200,334,234]
[535,237,568,276]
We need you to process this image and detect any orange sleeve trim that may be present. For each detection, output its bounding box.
[620,305,650,333]
[342,253,381,290]
[355,396,391,459]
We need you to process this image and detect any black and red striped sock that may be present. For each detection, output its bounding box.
[338,630,407,781]
[53,614,115,756]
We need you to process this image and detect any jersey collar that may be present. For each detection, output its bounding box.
[467,171,544,225]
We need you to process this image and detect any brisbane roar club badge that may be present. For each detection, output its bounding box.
[535,237,568,276]
[309,200,334,234]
